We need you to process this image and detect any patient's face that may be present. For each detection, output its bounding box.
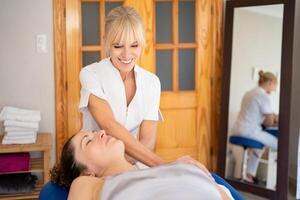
[72,130,124,175]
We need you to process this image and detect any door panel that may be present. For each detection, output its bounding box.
[154,0,199,162]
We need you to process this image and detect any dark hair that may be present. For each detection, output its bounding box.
[50,135,87,188]
[258,70,277,85]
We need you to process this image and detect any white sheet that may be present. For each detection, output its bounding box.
[101,163,226,200]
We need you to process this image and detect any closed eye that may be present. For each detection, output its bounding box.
[113,45,123,48]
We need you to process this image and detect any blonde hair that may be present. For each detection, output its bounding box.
[258,70,277,85]
[104,6,146,56]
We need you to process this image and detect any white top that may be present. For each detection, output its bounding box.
[232,87,273,136]
[101,163,224,200]
[79,58,162,137]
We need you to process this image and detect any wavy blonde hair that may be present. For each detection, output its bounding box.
[104,6,146,56]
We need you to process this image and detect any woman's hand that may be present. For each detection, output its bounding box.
[176,155,212,179]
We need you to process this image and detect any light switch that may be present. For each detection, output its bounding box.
[36,34,47,53]
[252,67,258,81]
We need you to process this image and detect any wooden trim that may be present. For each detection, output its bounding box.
[156,0,195,2]
[66,0,82,138]
[79,0,83,68]
[81,45,102,51]
[194,0,199,92]
[276,1,295,199]
[195,0,213,169]
[155,43,196,49]
[153,0,157,73]
[172,0,178,91]
[218,0,234,179]
[100,0,105,58]
[210,0,224,172]
[105,0,123,2]
[81,0,99,2]
[53,0,68,161]
[81,0,123,2]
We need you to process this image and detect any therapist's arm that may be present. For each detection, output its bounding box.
[139,121,158,151]
[88,94,166,167]
[125,121,158,164]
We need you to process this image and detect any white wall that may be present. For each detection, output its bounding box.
[226,8,283,178]
[0,0,55,164]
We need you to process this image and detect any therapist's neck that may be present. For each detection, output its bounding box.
[119,70,134,82]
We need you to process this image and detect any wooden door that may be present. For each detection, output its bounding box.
[154,0,203,163]
[55,0,223,169]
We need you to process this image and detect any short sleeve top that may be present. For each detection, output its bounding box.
[79,58,162,137]
[233,87,273,135]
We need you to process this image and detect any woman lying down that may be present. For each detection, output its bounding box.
[50,130,235,200]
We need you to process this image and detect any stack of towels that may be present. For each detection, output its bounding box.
[0,106,41,144]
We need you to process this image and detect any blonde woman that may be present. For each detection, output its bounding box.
[232,70,278,183]
[79,6,178,167]
[50,131,236,200]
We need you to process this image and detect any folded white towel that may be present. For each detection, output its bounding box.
[2,113,41,122]
[5,131,37,137]
[0,106,40,115]
[4,120,39,129]
[4,126,38,132]
[2,133,37,144]
[0,106,41,122]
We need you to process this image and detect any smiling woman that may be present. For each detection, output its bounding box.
[78,5,167,168]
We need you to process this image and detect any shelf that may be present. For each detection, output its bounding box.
[0,133,51,200]
[0,182,43,200]
[0,158,43,175]
[0,134,51,153]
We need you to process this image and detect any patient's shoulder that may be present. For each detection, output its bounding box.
[68,176,105,200]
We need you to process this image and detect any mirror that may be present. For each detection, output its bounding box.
[217,0,298,199]
[225,4,283,191]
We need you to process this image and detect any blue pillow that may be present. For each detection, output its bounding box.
[212,173,245,200]
[39,181,68,200]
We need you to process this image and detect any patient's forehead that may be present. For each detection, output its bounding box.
[72,131,90,148]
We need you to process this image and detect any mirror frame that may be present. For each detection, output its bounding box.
[217,0,296,199]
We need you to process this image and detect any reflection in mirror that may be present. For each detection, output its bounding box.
[225,4,283,191]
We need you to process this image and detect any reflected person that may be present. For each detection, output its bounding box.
[232,70,278,183]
